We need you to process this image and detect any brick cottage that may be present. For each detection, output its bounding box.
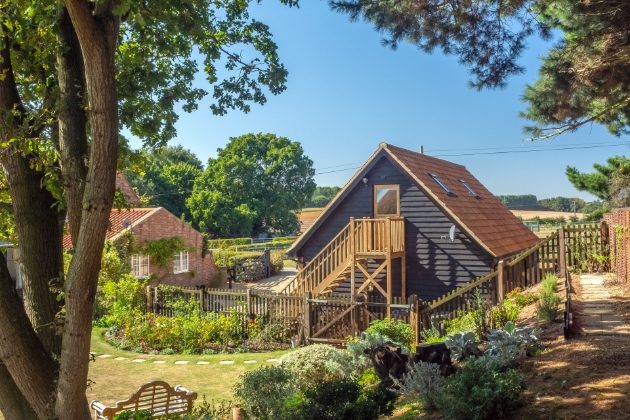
[6,173,222,290]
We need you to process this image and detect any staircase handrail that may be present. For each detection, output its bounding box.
[278,222,352,295]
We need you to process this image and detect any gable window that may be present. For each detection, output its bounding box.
[429,174,454,196]
[374,185,399,216]
[460,180,480,198]
[131,255,150,278]
[173,251,189,273]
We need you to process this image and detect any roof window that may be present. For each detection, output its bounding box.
[429,174,454,196]
[460,180,480,198]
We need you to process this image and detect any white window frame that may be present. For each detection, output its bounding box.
[131,254,150,278]
[173,251,189,274]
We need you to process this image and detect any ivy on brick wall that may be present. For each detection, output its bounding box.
[135,237,194,268]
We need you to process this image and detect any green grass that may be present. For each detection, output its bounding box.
[283,259,297,269]
[88,328,294,405]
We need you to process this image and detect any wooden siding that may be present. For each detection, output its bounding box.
[297,156,493,301]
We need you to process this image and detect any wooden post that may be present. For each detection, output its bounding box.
[153,287,159,314]
[401,218,407,298]
[386,218,392,319]
[558,227,567,278]
[246,288,252,317]
[350,218,355,297]
[303,292,312,344]
[409,295,419,346]
[601,220,610,257]
[146,286,153,314]
[497,260,505,301]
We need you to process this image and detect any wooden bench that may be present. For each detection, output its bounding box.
[90,381,197,420]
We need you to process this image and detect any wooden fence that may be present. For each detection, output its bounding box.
[413,224,601,341]
[134,224,600,344]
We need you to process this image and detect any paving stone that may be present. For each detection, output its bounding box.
[602,315,626,322]
[153,361,166,364]
[219,360,234,365]
[98,354,112,358]
[583,307,615,315]
[581,326,604,335]
[579,315,602,327]
[266,358,278,362]
[113,357,127,361]
[580,280,604,285]
[591,336,630,341]
[197,361,209,365]
[580,274,604,280]
[131,359,146,363]
[244,360,257,364]
[174,361,189,365]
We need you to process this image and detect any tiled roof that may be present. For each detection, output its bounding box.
[63,208,159,249]
[116,172,140,206]
[384,144,539,257]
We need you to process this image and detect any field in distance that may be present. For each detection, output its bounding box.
[511,210,585,221]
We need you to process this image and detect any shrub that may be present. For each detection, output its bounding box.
[537,274,562,323]
[392,361,443,408]
[444,310,475,335]
[435,357,526,420]
[289,378,398,420]
[443,332,479,361]
[505,287,539,308]
[419,321,443,343]
[278,345,339,387]
[233,365,296,420]
[365,318,414,349]
[485,322,539,368]
[114,410,152,420]
[270,250,285,275]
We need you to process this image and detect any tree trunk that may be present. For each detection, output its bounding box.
[56,1,120,418]
[0,362,38,420]
[57,7,88,248]
[0,251,58,419]
[0,28,61,419]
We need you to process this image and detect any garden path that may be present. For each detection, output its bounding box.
[576,273,629,339]
[222,267,297,293]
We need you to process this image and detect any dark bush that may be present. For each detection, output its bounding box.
[435,357,526,420]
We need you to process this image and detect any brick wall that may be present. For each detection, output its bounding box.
[603,209,629,282]
[131,208,219,288]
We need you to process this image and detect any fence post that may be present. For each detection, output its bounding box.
[497,260,505,301]
[350,218,355,297]
[409,295,419,346]
[601,220,610,259]
[153,287,159,314]
[146,286,153,314]
[303,292,312,345]
[558,228,567,278]
[246,288,252,317]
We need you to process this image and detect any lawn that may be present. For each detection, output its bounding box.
[87,328,294,406]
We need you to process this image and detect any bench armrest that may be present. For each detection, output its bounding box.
[90,400,107,413]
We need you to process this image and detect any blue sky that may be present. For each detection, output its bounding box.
[129,0,628,201]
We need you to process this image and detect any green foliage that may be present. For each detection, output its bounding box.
[233,365,297,420]
[277,345,340,388]
[290,379,398,420]
[136,237,191,268]
[305,186,341,208]
[538,197,585,212]
[435,357,526,420]
[484,322,540,368]
[114,410,152,420]
[188,133,316,237]
[98,276,147,327]
[213,250,264,267]
[365,318,414,349]
[392,361,443,408]
[99,241,133,287]
[208,238,252,249]
[443,332,478,361]
[269,250,285,276]
[124,145,202,221]
[419,321,443,343]
[566,156,630,202]
[496,195,540,210]
[536,274,562,323]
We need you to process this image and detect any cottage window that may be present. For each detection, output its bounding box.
[131,255,150,278]
[173,251,189,273]
[374,185,400,216]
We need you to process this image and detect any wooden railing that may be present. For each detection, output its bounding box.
[279,217,405,296]
[413,225,603,338]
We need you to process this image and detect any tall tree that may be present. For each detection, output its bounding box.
[0,0,295,417]
[566,156,630,201]
[330,0,630,140]
[125,145,203,220]
[306,186,341,208]
[189,133,316,237]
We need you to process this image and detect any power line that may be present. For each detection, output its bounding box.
[313,142,628,175]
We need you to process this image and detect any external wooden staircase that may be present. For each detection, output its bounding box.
[280,217,405,298]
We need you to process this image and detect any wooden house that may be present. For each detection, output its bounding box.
[285,143,539,303]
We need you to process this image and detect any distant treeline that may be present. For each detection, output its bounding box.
[497,195,605,214]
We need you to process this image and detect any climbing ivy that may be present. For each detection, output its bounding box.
[135,237,193,268]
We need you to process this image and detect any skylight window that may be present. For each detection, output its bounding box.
[460,180,480,198]
[429,174,454,196]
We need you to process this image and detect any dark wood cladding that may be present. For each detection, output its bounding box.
[297,157,493,302]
